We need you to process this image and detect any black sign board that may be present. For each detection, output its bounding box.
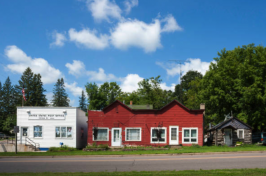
[14,126,19,133]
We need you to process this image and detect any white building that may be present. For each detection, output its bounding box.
[17,107,87,150]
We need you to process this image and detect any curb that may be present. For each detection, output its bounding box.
[1,150,266,158]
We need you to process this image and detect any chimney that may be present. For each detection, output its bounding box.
[130,101,133,105]
[200,103,205,115]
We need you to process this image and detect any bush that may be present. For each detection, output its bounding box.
[86,143,109,150]
[48,145,77,152]
[191,144,201,148]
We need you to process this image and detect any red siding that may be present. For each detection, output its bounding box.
[88,100,204,146]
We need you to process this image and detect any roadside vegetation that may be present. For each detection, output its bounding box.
[1,168,266,176]
[0,144,265,156]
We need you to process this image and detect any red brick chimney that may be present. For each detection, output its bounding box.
[130,101,133,105]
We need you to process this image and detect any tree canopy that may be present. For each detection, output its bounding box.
[52,78,70,107]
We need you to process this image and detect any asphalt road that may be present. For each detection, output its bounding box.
[1,152,266,173]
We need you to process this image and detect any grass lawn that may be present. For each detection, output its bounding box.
[0,145,266,156]
[1,169,266,176]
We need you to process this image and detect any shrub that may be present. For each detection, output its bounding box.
[191,144,201,148]
[48,145,76,152]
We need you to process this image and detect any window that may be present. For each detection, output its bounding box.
[182,128,198,143]
[93,128,109,141]
[126,128,141,141]
[237,129,244,139]
[34,126,42,138]
[55,127,72,138]
[151,127,167,143]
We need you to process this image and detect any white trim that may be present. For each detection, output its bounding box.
[111,128,122,146]
[150,127,167,144]
[125,127,142,141]
[92,127,109,141]
[55,126,73,138]
[237,129,244,139]
[182,128,198,144]
[169,126,179,145]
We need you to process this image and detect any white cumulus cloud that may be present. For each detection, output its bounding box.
[50,31,67,47]
[87,68,121,82]
[65,82,84,97]
[156,58,214,77]
[69,28,109,50]
[124,0,138,14]
[87,0,122,22]
[110,19,162,52]
[120,74,143,92]
[5,45,63,84]
[65,60,86,77]
[161,14,182,33]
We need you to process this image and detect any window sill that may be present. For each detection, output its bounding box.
[125,140,142,142]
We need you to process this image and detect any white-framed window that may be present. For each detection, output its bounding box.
[150,127,167,143]
[34,126,42,138]
[55,126,73,138]
[93,127,109,141]
[125,128,142,141]
[182,128,198,144]
[237,129,244,139]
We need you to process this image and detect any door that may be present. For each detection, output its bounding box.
[21,127,28,144]
[112,128,121,147]
[169,126,179,145]
[224,129,232,146]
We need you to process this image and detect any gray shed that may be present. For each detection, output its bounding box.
[207,117,252,146]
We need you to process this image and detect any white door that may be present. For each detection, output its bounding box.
[112,128,122,147]
[20,127,28,144]
[169,126,179,145]
[224,129,232,146]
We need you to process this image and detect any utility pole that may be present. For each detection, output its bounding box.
[168,60,187,104]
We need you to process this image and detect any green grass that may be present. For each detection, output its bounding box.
[0,145,266,156]
[1,169,266,176]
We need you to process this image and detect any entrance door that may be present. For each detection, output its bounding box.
[111,128,122,147]
[224,129,232,146]
[21,127,28,144]
[169,126,179,145]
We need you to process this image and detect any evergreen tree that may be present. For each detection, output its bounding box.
[52,78,70,107]
[15,67,35,106]
[32,74,47,106]
[1,77,16,132]
[79,90,87,112]
[15,67,47,106]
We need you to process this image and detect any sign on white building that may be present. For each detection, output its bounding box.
[17,107,87,150]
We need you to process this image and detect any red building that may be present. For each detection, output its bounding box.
[88,100,205,147]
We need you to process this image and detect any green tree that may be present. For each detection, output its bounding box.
[15,68,47,106]
[15,67,35,106]
[174,70,203,104]
[52,78,70,107]
[79,90,87,112]
[137,76,174,109]
[1,77,16,132]
[85,83,106,110]
[200,44,266,130]
[99,82,122,106]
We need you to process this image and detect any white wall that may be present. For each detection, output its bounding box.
[76,109,88,149]
[17,107,78,148]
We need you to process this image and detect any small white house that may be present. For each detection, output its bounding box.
[17,107,87,150]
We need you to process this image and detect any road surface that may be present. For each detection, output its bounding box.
[1,152,266,172]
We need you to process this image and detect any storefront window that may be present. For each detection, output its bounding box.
[55,127,72,138]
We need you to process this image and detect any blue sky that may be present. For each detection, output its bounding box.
[1,0,266,107]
